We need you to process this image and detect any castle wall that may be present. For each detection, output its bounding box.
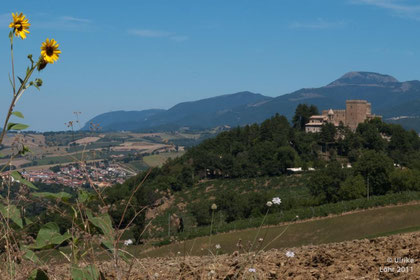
[345,100,370,131]
[322,109,345,126]
[306,100,380,133]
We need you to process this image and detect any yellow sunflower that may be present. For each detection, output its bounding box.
[9,12,30,39]
[41,38,61,64]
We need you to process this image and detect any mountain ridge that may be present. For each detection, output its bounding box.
[82,72,420,132]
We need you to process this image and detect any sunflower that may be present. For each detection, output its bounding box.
[9,13,30,39]
[41,38,61,64]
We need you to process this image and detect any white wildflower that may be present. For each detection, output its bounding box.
[258,238,263,242]
[211,203,217,210]
[272,197,281,205]
[215,244,221,249]
[123,239,133,246]
[248,268,256,273]
[285,250,295,258]
[177,251,181,255]
[266,201,273,207]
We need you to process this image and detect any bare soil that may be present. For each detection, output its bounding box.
[10,232,419,279]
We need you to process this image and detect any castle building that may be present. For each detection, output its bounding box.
[305,100,380,133]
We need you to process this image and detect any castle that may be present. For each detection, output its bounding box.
[305,100,380,133]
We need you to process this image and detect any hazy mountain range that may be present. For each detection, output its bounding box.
[82,72,420,132]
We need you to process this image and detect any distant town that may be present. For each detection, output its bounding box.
[20,161,135,188]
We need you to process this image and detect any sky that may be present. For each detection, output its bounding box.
[1,0,420,131]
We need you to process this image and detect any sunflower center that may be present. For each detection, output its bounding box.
[15,21,23,31]
[46,46,54,56]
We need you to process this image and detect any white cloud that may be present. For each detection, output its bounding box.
[128,28,188,41]
[60,16,91,23]
[351,0,420,20]
[289,18,346,29]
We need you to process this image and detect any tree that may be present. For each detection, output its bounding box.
[356,122,386,151]
[320,123,336,144]
[309,161,347,203]
[292,104,319,130]
[354,150,393,195]
[339,175,366,200]
[389,168,420,192]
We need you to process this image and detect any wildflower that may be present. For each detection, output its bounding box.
[41,38,61,64]
[215,244,221,249]
[272,197,281,205]
[285,250,295,258]
[248,268,256,273]
[9,12,30,39]
[177,251,181,255]
[258,238,263,242]
[296,215,299,219]
[266,201,273,207]
[123,239,133,246]
[211,203,217,210]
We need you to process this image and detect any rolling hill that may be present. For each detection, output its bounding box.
[82,72,420,132]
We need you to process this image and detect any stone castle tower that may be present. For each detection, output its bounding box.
[305,100,380,133]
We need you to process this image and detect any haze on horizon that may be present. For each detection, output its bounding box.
[1,0,420,131]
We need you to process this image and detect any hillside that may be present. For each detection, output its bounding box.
[83,72,420,132]
[81,91,272,131]
[98,112,420,246]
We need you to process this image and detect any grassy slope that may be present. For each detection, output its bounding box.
[143,151,185,167]
[136,203,420,258]
[147,174,313,238]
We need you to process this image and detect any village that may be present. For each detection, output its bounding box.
[19,161,135,188]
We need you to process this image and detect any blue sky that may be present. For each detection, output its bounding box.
[1,0,420,131]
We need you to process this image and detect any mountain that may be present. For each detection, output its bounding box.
[83,72,420,132]
[82,91,272,131]
[82,109,165,131]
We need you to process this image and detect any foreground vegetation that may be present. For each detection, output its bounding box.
[137,203,420,257]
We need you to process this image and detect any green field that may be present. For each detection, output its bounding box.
[135,203,420,258]
[143,151,185,167]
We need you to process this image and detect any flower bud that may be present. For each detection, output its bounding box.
[37,59,47,71]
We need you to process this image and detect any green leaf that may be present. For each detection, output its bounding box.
[11,111,24,118]
[32,191,71,201]
[8,74,14,89]
[17,76,24,85]
[10,171,38,190]
[0,203,23,228]
[87,210,114,242]
[21,247,41,264]
[28,269,49,280]
[30,222,71,249]
[77,190,93,204]
[70,264,100,280]
[25,216,34,226]
[100,240,113,251]
[18,145,31,156]
[7,122,29,131]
